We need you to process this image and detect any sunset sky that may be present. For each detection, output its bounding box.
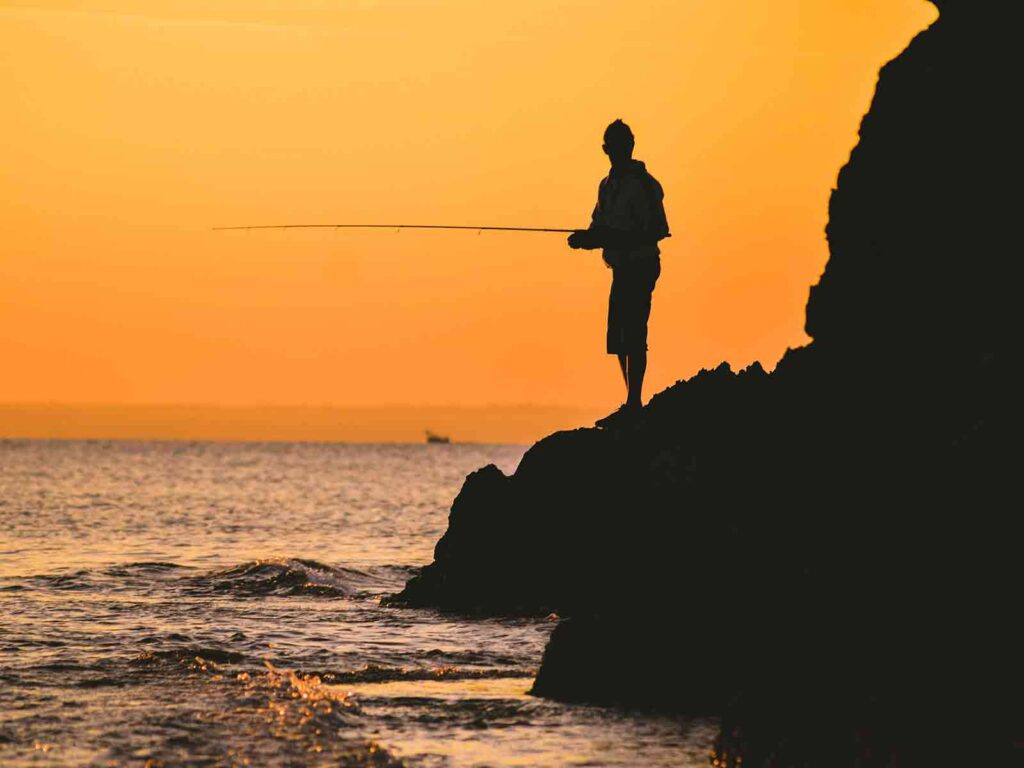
[1,1,935,439]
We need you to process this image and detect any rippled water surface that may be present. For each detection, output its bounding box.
[0,440,715,766]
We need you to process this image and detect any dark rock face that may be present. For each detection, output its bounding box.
[389,2,1017,764]
[806,4,1012,365]
[392,360,783,616]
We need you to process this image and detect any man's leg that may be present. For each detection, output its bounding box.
[624,260,658,410]
[617,353,629,390]
[626,349,646,409]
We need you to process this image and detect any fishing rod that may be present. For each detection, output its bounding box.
[212,224,576,233]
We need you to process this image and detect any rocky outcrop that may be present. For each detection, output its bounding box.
[389,1,1017,763]
[391,359,784,616]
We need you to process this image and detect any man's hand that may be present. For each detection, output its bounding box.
[567,230,587,249]
[568,229,602,250]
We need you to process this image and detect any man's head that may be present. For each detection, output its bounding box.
[603,119,635,166]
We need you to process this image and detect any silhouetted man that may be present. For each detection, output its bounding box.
[569,119,670,426]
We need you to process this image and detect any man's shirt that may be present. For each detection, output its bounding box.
[591,159,670,268]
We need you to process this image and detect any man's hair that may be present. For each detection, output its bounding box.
[603,119,635,152]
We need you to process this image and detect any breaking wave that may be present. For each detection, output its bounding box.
[189,558,413,598]
[13,559,416,599]
[132,647,249,668]
[320,664,534,684]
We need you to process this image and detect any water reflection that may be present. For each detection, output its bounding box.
[0,440,715,766]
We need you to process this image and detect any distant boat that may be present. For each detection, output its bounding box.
[425,430,451,444]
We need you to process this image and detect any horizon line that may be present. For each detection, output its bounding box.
[0,434,529,446]
[0,401,605,411]
[0,401,607,444]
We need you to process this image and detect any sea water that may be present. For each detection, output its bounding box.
[0,440,716,766]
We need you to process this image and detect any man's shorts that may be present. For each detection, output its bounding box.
[607,257,661,354]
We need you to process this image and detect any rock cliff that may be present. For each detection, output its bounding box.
[388,2,1017,763]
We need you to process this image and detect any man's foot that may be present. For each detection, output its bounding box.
[595,402,641,429]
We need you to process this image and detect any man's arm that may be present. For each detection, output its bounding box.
[568,176,670,251]
[567,228,604,249]
[568,224,668,250]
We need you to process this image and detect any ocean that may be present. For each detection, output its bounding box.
[0,440,715,766]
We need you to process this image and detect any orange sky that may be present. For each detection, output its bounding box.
[1,1,935,425]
